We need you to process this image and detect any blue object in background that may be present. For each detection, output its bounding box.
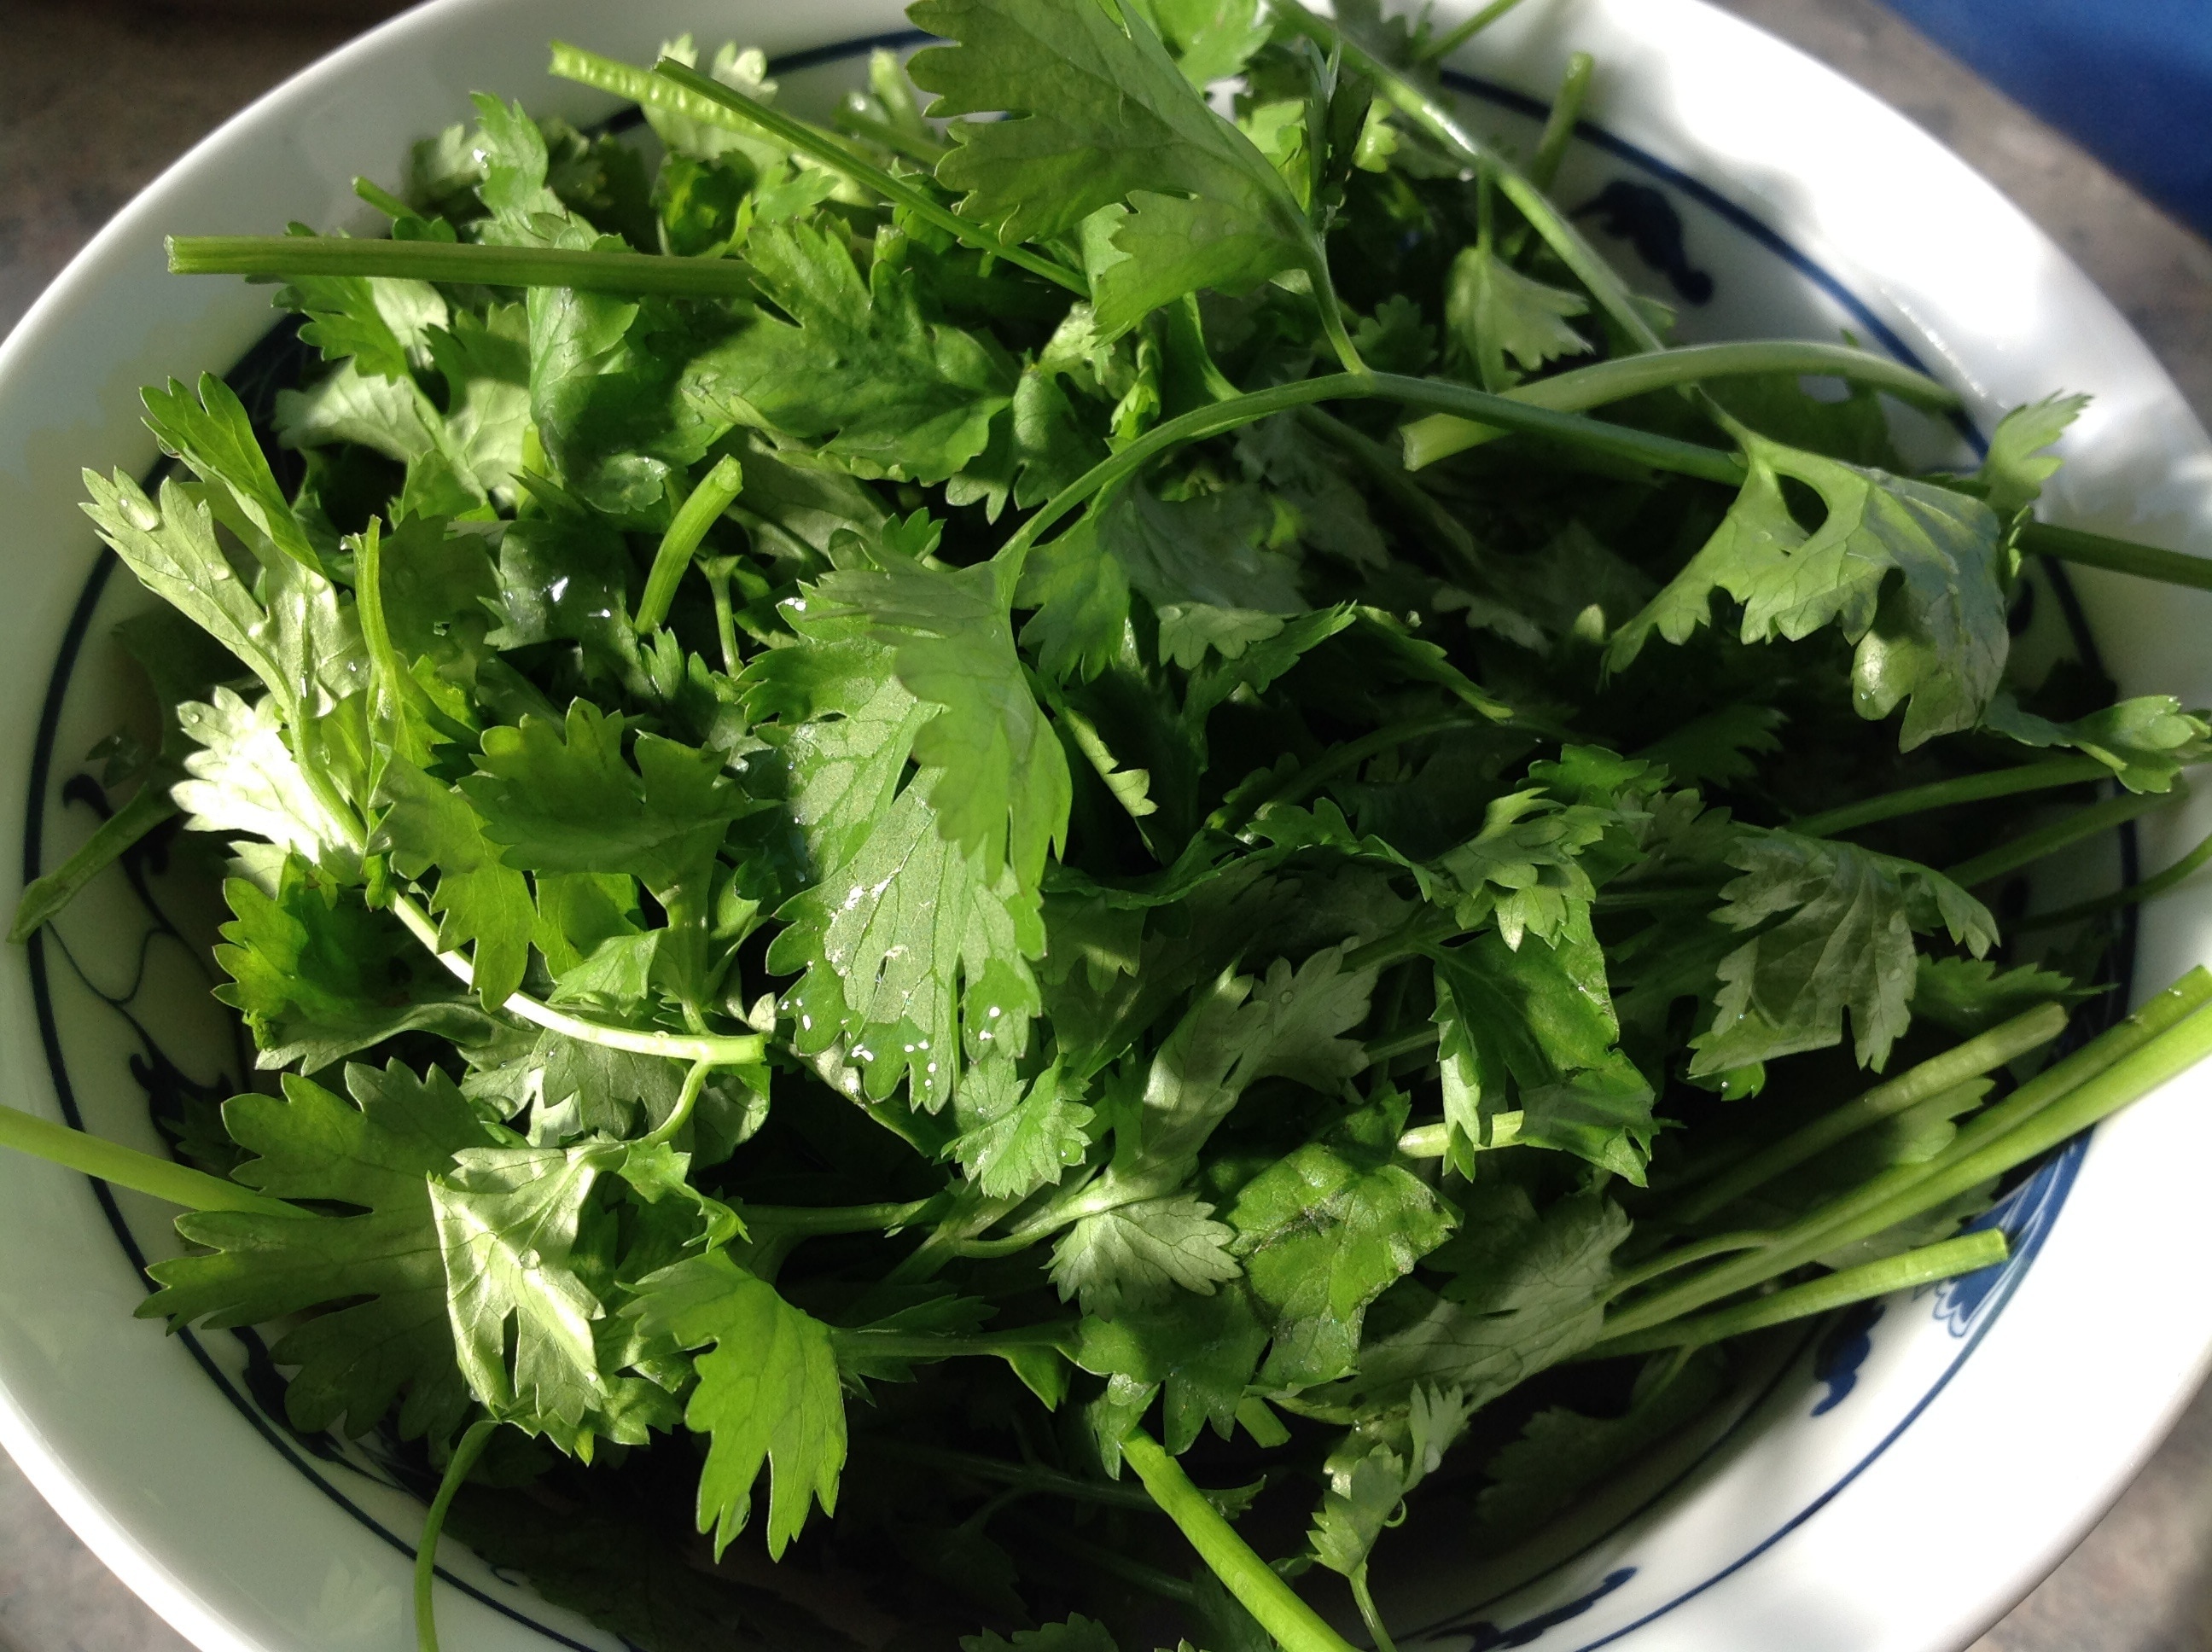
[1877,0,2212,241]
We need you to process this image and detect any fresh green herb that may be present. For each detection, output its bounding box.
[13,3,2212,1649]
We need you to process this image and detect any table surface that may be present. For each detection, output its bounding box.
[4,1,2211,1649]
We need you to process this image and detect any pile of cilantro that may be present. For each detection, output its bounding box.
[23,1,2212,1648]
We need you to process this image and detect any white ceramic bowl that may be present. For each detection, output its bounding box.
[3,2,2211,1648]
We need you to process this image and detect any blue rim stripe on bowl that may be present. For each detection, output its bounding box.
[11,35,2139,1649]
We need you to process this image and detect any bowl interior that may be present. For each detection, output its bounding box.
[3,3,2211,1650]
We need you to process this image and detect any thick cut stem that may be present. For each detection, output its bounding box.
[1527,52,1593,191]
[1122,1428,1359,1652]
[1600,971,2212,1340]
[2020,521,2212,593]
[1591,1230,2010,1357]
[1668,1002,2068,1224]
[0,1102,303,1219]
[170,235,754,298]
[635,456,745,632]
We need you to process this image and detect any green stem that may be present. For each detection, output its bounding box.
[415,1417,500,1652]
[701,556,744,675]
[637,1059,714,1148]
[1400,339,1953,469]
[1349,1565,1400,1652]
[617,54,1090,296]
[1314,279,1371,377]
[354,518,437,765]
[1370,1024,1445,1064]
[1599,969,2212,1340]
[1526,52,1593,192]
[2019,521,2212,593]
[1668,1002,2069,1224]
[0,1102,304,1219]
[9,782,180,943]
[869,1441,1163,1512]
[390,895,766,1065]
[1122,1428,1358,1652]
[1604,1230,1777,1300]
[169,235,754,298]
[352,176,412,220]
[1414,0,1532,62]
[2017,820,2212,930]
[835,105,948,164]
[742,1196,943,1235]
[1788,755,2111,839]
[1395,1121,1450,1158]
[1590,1230,2010,1358]
[1342,908,1464,975]
[998,370,1745,579]
[1943,785,2178,887]
[635,455,744,632]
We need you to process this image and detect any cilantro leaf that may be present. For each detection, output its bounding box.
[1321,1184,1625,1411]
[1431,922,1657,1182]
[173,689,362,879]
[1634,702,1786,789]
[141,374,323,573]
[769,784,1044,1110]
[629,1251,846,1559]
[214,858,493,1072]
[962,1615,1121,1652]
[1429,789,1619,950]
[1445,243,1590,390]
[1693,830,1997,1073]
[1227,1104,1457,1387]
[462,701,750,899]
[909,0,1326,332]
[140,1062,492,1441]
[1310,1385,1470,1577]
[1610,432,2011,748]
[1072,1283,1269,1453]
[816,556,1073,893]
[1983,690,2212,793]
[280,259,447,382]
[951,1058,1095,1198]
[743,632,934,872]
[1049,1190,1242,1319]
[1119,947,1376,1181]
[1474,1351,1724,1539]
[1016,514,1132,683]
[429,1141,623,1428]
[1101,476,1305,618]
[1979,393,2087,520]
[378,756,535,1009]
[1912,955,2091,1036]
[683,221,1013,483]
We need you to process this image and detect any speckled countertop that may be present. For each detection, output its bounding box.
[4,1,2211,1649]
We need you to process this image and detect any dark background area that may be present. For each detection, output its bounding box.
[3,0,2209,1648]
